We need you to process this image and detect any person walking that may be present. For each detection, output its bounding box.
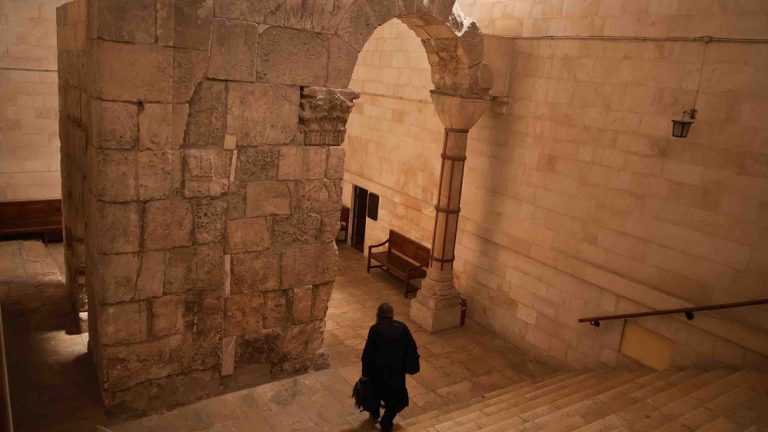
[361,303,420,432]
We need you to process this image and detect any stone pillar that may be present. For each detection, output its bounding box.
[410,91,490,332]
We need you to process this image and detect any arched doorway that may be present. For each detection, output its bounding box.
[57,0,492,414]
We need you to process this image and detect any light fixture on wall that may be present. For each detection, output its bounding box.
[671,108,697,138]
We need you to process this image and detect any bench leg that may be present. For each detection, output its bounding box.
[404,277,410,298]
[366,254,372,273]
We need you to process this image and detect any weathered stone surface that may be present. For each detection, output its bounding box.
[139,104,173,151]
[172,105,190,150]
[183,149,232,198]
[278,147,327,180]
[105,367,219,414]
[281,243,337,288]
[158,0,213,50]
[99,253,140,304]
[150,295,185,337]
[328,37,359,88]
[245,181,292,217]
[95,202,141,254]
[236,147,278,181]
[272,213,321,247]
[194,199,227,244]
[299,87,359,146]
[224,293,263,336]
[230,252,280,293]
[291,286,312,323]
[326,147,345,179]
[138,151,172,201]
[226,184,246,220]
[284,0,352,33]
[101,335,184,392]
[92,101,138,149]
[194,243,225,290]
[221,336,236,376]
[186,80,227,147]
[263,290,287,329]
[295,180,342,213]
[280,324,311,360]
[208,18,258,81]
[91,150,137,202]
[258,27,328,86]
[311,282,333,320]
[226,217,271,253]
[236,329,280,365]
[143,199,194,250]
[367,0,398,24]
[90,41,172,102]
[173,49,209,104]
[226,83,299,146]
[96,0,155,43]
[165,247,195,293]
[335,0,378,51]
[137,251,166,299]
[319,211,341,243]
[100,301,148,345]
[214,0,284,25]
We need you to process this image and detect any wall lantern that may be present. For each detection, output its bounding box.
[671,109,697,138]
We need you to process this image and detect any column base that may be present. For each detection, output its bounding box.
[409,295,461,333]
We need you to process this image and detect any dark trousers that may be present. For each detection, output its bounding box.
[370,403,398,432]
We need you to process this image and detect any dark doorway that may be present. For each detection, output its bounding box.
[351,185,368,252]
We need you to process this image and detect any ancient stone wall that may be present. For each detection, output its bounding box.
[58,0,491,415]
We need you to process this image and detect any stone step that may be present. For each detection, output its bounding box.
[403,371,582,431]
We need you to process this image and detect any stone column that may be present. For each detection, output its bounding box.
[410,91,490,332]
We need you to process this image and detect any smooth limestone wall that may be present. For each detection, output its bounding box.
[0,0,67,201]
[344,1,768,368]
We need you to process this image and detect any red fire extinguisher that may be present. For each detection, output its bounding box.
[459,297,467,326]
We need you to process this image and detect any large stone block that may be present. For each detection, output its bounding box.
[258,27,329,86]
[278,147,327,180]
[194,243,225,290]
[185,80,227,147]
[95,201,141,254]
[272,213,321,247]
[245,181,292,217]
[226,83,299,146]
[143,199,193,250]
[235,147,278,181]
[328,37,359,88]
[291,286,312,323]
[158,0,213,50]
[90,41,173,102]
[173,49,209,104]
[311,282,333,320]
[137,251,166,299]
[138,151,172,201]
[165,247,195,293]
[284,0,352,33]
[139,104,174,151]
[281,243,337,288]
[194,199,227,244]
[214,0,284,25]
[280,324,311,360]
[319,211,341,243]
[226,217,271,253]
[100,301,148,345]
[326,147,345,179]
[95,0,155,43]
[208,18,258,81]
[92,101,138,149]
[263,290,287,329]
[295,180,342,213]
[230,252,281,293]
[335,0,378,51]
[183,149,232,198]
[99,253,140,304]
[150,295,185,337]
[236,329,280,365]
[91,150,138,202]
[224,293,264,336]
[101,334,185,394]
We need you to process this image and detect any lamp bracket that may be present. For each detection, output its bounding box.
[684,108,698,120]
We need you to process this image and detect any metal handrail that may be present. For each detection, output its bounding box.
[578,298,768,327]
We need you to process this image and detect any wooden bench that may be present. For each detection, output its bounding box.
[367,230,430,298]
[0,199,63,243]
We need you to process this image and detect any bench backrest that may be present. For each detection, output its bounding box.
[389,230,430,266]
[0,200,62,225]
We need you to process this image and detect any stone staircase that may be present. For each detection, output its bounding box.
[401,368,768,432]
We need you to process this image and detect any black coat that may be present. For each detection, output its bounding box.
[361,318,418,411]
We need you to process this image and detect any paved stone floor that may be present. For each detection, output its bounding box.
[0,240,106,432]
[0,241,556,431]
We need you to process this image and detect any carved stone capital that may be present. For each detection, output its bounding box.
[300,87,360,146]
